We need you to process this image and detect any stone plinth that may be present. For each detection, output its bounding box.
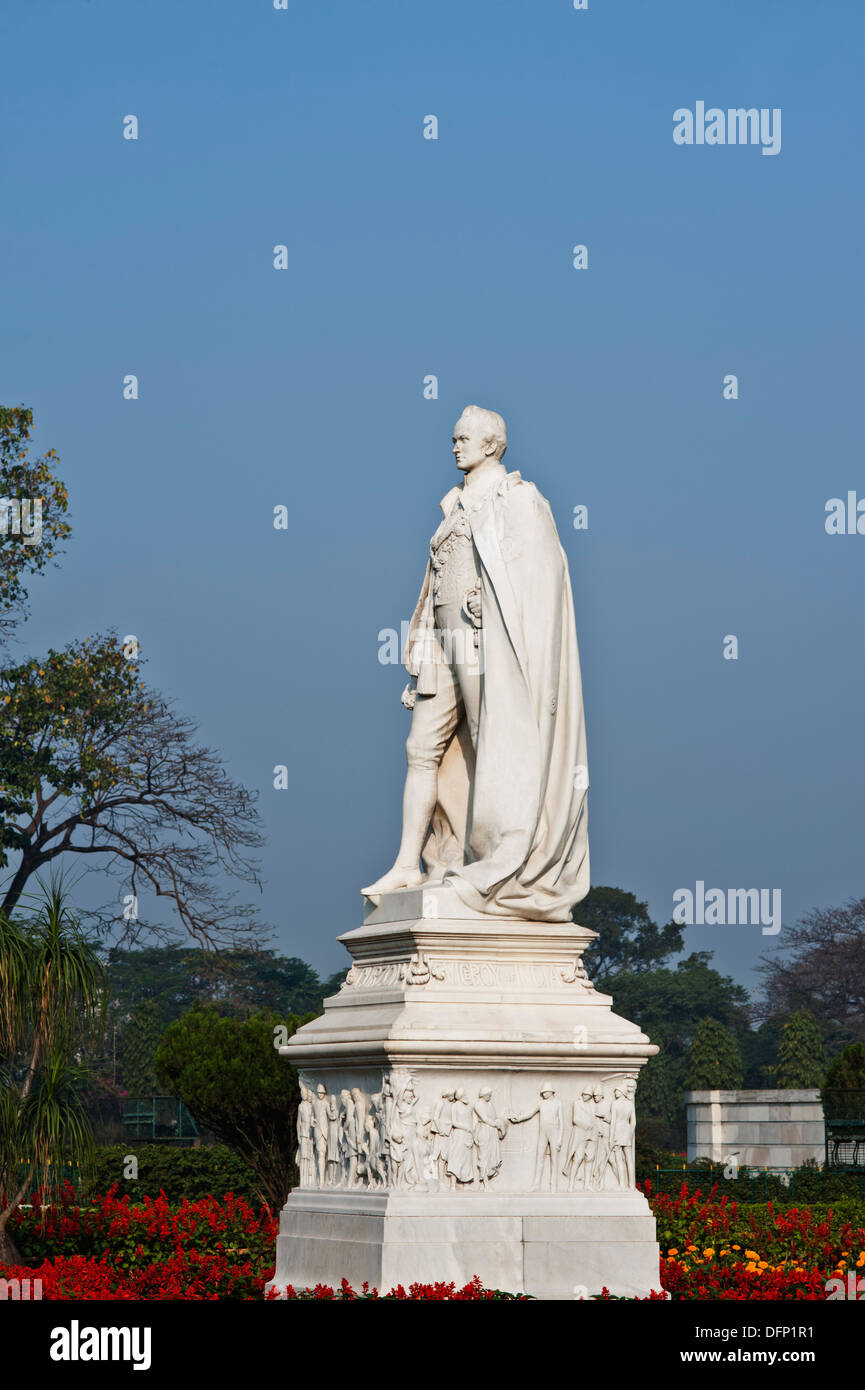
[686,1090,825,1168]
[267,885,660,1299]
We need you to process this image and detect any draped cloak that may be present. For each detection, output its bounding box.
[404,470,589,923]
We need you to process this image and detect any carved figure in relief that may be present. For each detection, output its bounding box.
[431,1088,455,1182]
[394,1077,424,1185]
[446,1087,476,1187]
[473,1087,508,1186]
[608,1086,636,1189]
[351,1086,368,1183]
[390,1127,407,1188]
[362,1113,387,1188]
[311,1083,329,1188]
[562,1087,596,1190]
[416,1107,435,1185]
[339,1088,359,1188]
[296,1085,315,1187]
[590,1085,612,1190]
[325,1091,341,1187]
[511,1082,564,1191]
[370,1076,394,1185]
[380,1075,395,1185]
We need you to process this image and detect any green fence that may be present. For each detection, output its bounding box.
[121,1095,199,1144]
[638,1165,865,1200]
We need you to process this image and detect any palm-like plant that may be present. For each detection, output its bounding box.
[0,880,103,1263]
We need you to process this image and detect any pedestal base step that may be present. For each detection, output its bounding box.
[267,1191,661,1300]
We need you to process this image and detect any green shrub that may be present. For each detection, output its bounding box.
[85,1143,260,1204]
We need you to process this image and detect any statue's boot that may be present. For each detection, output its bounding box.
[361,865,425,897]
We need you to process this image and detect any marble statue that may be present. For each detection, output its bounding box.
[362,405,589,922]
[268,403,661,1298]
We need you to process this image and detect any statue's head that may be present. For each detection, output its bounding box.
[479,1086,492,1100]
[453,405,507,474]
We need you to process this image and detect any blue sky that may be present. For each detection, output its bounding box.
[1,0,863,991]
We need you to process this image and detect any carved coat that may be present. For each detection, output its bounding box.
[405,471,590,921]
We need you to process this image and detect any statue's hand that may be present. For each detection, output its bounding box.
[464,587,482,623]
[401,682,417,711]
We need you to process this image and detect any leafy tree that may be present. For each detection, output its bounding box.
[320,967,349,998]
[604,952,749,1148]
[155,1005,314,1207]
[103,945,329,1035]
[686,1018,743,1090]
[822,1042,865,1092]
[758,896,865,1048]
[603,951,749,1050]
[0,632,265,945]
[120,1000,163,1094]
[0,883,102,1263]
[820,1043,865,1123]
[577,886,684,980]
[633,1051,682,1147]
[740,1017,785,1089]
[0,406,71,643]
[773,1010,826,1089]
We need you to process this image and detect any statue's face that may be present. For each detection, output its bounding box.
[452,413,491,474]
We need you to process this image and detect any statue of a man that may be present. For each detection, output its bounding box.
[363,405,589,921]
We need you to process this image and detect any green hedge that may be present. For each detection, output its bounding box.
[85,1144,262,1204]
[640,1160,865,1204]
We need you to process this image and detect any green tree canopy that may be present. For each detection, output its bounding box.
[822,1042,865,1092]
[773,1010,826,1089]
[103,944,330,1042]
[120,1000,163,1094]
[155,1005,313,1207]
[0,406,71,643]
[603,952,749,1148]
[577,885,684,980]
[687,1017,743,1090]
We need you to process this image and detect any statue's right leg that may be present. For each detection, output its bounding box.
[362,668,461,895]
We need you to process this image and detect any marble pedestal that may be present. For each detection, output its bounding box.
[267,885,660,1300]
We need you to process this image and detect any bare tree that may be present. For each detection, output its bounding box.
[757,896,865,1046]
[0,633,267,947]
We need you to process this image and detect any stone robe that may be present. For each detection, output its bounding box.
[405,471,589,921]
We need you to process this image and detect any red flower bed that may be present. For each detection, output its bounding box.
[3,1182,863,1300]
[269,1275,527,1300]
[0,1249,264,1300]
